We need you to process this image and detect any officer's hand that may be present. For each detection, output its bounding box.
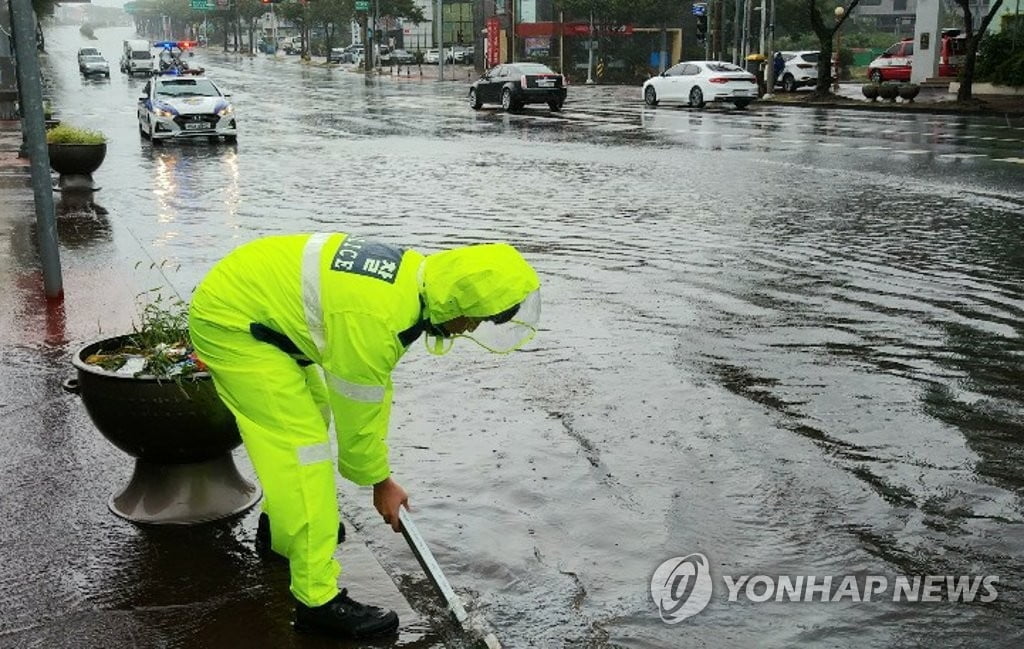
[373,476,409,532]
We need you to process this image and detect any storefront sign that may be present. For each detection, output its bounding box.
[486,17,500,66]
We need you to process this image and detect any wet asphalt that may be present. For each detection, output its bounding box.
[2,22,1024,649]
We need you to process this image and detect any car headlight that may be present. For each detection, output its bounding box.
[154,108,175,118]
[217,104,234,116]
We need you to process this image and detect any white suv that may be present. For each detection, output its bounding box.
[775,51,821,92]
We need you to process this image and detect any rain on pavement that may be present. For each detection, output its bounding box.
[2,22,1024,649]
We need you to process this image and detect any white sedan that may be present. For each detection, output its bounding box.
[137,75,237,144]
[642,60,758,110]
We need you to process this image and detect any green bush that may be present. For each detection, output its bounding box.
[975,30,1024,87]
[46,123,106,145]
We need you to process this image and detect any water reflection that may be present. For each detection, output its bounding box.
[56,211,112,249]
[147,146,241,234]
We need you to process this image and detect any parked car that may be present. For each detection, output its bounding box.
[390,49,414,65]
[280,36,302,55]
[137,75,237,144]
[867,29,966,82]
[80,54,110,78]
[342,45,363,63]
[469,62,567,112]
[642,60,757,109]
[77,47,101,71]
[446,46,470,64]
[775,51,821,92]
[424,49,440,64]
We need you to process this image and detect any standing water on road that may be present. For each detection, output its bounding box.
[6,22,1024,649]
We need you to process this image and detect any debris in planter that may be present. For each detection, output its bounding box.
[84,340,207,378]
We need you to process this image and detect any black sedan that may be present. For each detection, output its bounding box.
[469,63,567,113]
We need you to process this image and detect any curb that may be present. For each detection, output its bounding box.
[758,96,1024,118]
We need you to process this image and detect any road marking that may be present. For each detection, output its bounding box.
[857,146,889,150]
[893,149,930,155]
[937,153,987,160]
[993,157,1024,164]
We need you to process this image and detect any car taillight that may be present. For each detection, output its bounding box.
[561,74,568,86]
[521,75,528,88]
[708,77,729,84]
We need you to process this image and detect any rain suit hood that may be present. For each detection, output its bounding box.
[420,243,541,354]
[421,243,539,324]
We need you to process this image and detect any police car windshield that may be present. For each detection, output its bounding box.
[156,79,220,97]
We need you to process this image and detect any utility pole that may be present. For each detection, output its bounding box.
[586,9,594,83]
[437,0,444,80]
[9,0,62,299]
[732,0,741,63]
[373,0,380,72]
[511,0,516,63]
[361,14,370,70]
[764,0,775,96]
[758,0,766,56]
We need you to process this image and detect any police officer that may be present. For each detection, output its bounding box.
[188,233,541,638]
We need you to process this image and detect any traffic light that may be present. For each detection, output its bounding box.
[696,15,708,44]
[693,2,708,43]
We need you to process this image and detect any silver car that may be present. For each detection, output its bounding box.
[80,55,110,78]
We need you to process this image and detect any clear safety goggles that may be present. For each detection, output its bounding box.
[425,289,542,355]
[463,289,541,354]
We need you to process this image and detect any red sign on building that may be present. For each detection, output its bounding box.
[486,17,500,66]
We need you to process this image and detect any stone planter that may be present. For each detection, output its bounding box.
[64,334,261,524]
[47,142,108,215]
[47,142,106,176]
[861,83,880,102]
[878,83,900,102]
[898,83,920,102]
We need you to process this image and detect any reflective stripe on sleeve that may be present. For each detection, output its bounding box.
[297,441,333,466]
[325,371,386,403]
[301,233,331,356]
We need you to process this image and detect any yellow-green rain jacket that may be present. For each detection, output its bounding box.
[190,233,539,485]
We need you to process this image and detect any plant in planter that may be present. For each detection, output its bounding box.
[46,123,108,215]
[64,291,261,524]
[898,83,920,102]
[878,82,900,102]
[861,83,880,102]
[46,123,106,173]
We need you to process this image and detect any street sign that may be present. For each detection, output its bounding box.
[355,0,369,10]
[189,0,209,9]
[123,1,137,13]
[692,2,707,16]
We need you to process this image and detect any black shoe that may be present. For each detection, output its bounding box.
[255,513,346,562]
[294,589,399,638]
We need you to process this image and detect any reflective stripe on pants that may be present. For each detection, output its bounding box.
[189,314,340,607]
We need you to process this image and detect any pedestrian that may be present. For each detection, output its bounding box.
[188,233,541,639]
[772,51,785,89]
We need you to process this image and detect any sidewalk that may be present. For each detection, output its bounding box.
[0,119,442,648]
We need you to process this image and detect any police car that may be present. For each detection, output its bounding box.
[137,74,237,144]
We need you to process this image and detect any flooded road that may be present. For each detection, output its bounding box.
[5,22,1024,649]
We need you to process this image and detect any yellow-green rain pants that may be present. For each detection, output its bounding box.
[188,318,341,607]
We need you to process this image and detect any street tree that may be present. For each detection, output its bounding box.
[950,0,1005,102]
[308,0,354,58]
[807,0,860,96]
[278,1,312,57]
[236,0,269,55]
